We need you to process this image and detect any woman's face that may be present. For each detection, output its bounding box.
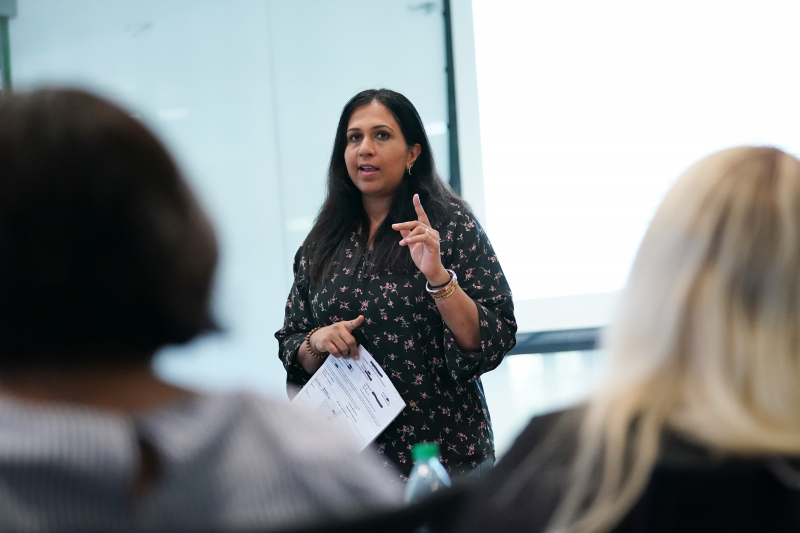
[344,102,420,200]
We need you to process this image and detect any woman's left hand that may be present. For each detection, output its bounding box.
[393,194,451,286]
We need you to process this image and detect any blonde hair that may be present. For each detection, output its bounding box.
[551,146,800,533]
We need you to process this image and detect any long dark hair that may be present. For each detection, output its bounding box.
[306,89,461,283]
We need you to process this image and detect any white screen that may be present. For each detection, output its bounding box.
[472,0,800,330]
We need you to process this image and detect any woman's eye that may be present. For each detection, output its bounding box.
[348,133,362,142]
[376,131,390,140]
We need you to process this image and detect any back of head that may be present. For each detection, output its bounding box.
[0,88,218,370]
[607,145,800,450]
[553,146,800,533]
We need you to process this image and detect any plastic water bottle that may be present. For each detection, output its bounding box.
[404,442,452,503]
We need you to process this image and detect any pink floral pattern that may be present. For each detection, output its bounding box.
[275,204,516,479]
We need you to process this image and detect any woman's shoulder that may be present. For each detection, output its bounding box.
[435,199,485,241]
[495,408,581,475]
[618,430,800,532]
[296,231,361,256]
[294,242,305,261]
[439,198,477,224]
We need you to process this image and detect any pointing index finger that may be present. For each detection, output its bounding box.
[413,194,431,227]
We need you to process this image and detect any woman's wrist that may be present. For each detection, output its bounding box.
[305,327,327,359]
[426,268,451,287]
[297,336,326,374]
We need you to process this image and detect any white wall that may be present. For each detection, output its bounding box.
[266,0,451,268]
[9,0,451,397]
[470,0,800,332]
[448,0,485,226]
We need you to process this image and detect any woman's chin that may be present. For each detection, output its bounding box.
[357,185,393,199]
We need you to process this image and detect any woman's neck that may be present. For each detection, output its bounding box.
[362,194,393,241]
[0,364,192,413]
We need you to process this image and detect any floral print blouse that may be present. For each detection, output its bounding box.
[275,203,517,480]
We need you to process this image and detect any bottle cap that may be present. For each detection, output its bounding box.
[411,442,440,462]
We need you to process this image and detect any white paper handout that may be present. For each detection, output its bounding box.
[292,345,405,451]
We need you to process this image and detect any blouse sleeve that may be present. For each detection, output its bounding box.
[274,244,316,398]
[440,206,517,384]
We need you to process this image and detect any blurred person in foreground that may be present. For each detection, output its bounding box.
[447,146,800,533]
[0,88,399,532]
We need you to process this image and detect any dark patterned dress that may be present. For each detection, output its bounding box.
[275,203,516,480]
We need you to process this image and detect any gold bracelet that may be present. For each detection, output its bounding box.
[431,281,458,300]
[305,327,327,359]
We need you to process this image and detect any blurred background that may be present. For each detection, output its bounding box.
[2,0,798,456]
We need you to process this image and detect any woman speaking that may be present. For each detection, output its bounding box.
[275,89,516,480]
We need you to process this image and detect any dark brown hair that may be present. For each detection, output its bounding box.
[306,89,462,283]
[0,88,218,369]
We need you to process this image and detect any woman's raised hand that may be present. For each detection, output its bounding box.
[309,315,364,360]
[392,194,450,286]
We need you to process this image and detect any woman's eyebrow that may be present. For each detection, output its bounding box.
[347,125,395,133]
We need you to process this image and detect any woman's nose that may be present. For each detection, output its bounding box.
[359,138,375,157]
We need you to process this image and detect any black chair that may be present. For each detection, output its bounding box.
[262,486,465,533]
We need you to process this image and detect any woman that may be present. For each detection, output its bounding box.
[276,89,516,480]
[0,88,400,531]
[449,146,800,533]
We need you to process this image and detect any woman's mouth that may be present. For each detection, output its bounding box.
[359,165,379,178]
